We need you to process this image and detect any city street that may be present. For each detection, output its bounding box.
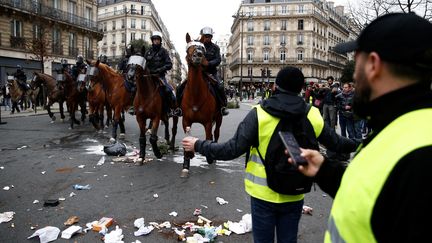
[0,101,333,242]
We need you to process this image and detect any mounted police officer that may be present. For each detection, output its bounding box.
[176,27,229,116]
[118,45,134,75]
[99,54,110,66]
[71,55,86,81]
[14,65,29,91]
[144,31,176,117]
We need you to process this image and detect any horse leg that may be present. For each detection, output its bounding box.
[163,119,170,144]
[135,115,147,165]
[119,111,126,138]
[204,122,215,164]
[214,114,223,142]
[46,100,55,121]
[181,121,194,178]
[150,121,162,159]
[170,116,178,151]
[105,104,112,128]
[59,101,66,121]
[110,108,122,142]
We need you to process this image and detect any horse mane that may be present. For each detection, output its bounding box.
[36,72,55,81]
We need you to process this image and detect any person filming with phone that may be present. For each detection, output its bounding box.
[291,13,432,243]
[182,66,358,243]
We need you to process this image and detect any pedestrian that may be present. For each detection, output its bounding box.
[292,13,432,242]
[335,83,355,138]
[321,76,339,129]
[183,66,358,243]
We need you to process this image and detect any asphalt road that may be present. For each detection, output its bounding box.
[0,101,333,242]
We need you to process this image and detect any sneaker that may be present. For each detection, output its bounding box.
[127,107,135,116]
[221,107,229,116]
[173,107,183,117]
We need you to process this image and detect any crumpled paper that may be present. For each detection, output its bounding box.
[0,211,15,223]
[104,226,124,243]
[216,197,228,205]
[27,226,60,243]
[133,217,154,236]
[227,214,252,235]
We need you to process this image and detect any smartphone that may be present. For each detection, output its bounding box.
[278,131,307,167]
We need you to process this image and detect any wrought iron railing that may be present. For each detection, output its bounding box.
[0,0,98,31]
[10,36,26,49]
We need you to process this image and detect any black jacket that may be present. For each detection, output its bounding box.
[144,45,172,76]
[315,82,432,242]
[203,42,221,75]
[195,91,357,160]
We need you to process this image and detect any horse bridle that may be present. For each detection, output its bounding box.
[126,55,147,82]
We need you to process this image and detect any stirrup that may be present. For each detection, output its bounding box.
[173,108,183,117]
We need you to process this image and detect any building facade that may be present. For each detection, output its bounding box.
[228,0,351,87]
[0,0,102,85]
[97,0,182,85]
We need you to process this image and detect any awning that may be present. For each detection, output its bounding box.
[228,77,275,83]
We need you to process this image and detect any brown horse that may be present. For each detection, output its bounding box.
[125,53,178,163]
[55,68,87,129]
[6,77,39,114]
[83,65,112,132]
[180,33,223,177]
[86,60,133,141]
[30,72,66,122]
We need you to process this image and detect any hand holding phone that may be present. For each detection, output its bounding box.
[278,131,308,167]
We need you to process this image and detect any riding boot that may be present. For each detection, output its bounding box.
[175,81,186,116]
[217,84,229,116]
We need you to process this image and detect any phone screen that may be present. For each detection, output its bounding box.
[278,131,307,167]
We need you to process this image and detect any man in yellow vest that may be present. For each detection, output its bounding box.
[182,66,358,243]
[293,13,432,242]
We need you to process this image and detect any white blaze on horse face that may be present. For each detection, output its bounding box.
[32,76,37,82]
[77,74,86,82]
[7,76,14,81]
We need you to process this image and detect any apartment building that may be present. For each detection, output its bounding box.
[97,0,182,85]
[0,0,102,85]
[228,0,351,86]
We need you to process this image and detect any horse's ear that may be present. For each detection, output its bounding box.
[141,46,146,56]
[95,59,100,67]
[186,33,191,43]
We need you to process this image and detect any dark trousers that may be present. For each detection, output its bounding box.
[339,113,355,139]
[251,197,303,243]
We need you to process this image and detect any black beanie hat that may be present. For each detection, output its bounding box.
[275,66,305,94]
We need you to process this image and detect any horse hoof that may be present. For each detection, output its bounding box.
[119,133,125,139]
[50,121,55,124]
[155,152,162,159]
[98,130,103,134]
[109,137,116,143]
[180,169,189,178]
[206,157,215,164]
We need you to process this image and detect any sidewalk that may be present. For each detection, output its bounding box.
[0,103,60,119]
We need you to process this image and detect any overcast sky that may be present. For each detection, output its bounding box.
[151,0,349,63]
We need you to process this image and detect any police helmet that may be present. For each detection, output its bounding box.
[17,65,23,71]
[61,58,68,65]
[150,31,163,41]
[76,55,84,64]
[200,27,214,36]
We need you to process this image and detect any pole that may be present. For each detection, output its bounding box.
[239,14,244,101]
[124,8,127,51]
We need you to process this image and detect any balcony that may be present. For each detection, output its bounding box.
[68,47,79,57]
[52,43,63,55]
[10,36,26,49]
[0,0,99,32]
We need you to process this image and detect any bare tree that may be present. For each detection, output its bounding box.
[25,24,53,74]
[347,0,431,30]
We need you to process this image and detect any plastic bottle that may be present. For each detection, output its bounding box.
[72,184,91,190]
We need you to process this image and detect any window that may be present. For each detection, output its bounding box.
[247,21,254,31]
[85,7,92,21]
[121,33,125,43]
[52,0,61,9]
[141,6,144,15]
[84,36,91,56]
[112,21,116,30]
[264,20,270,31]
[10,20,22,37]
[141,19,146,29]
[52,28,62,54]
[114,7,117,14]
[121,19,125,29]
[298,19,304,30]
[247,50,253,62]
[103,22,107,31]
[141,33,145,40]
[69,32,77,56]
[131,19,136,29]
[263,50,269,62]
[281,20,287,30]
[298,5,304,14]
[297,33,303,45]
[111,34,116,44]
[280,50,286,61]
[247,35,254,46]
[248,67,253,77]
[131,32,135,40]
[263,35,270,45]
[265,6,271,16]
[130,4,136,14]
[68,1,77,22]
[280,34,286,45]
[33,24,41,39]
[297,50,303,61]
[281,5,287,15]
[103,34,107,45]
